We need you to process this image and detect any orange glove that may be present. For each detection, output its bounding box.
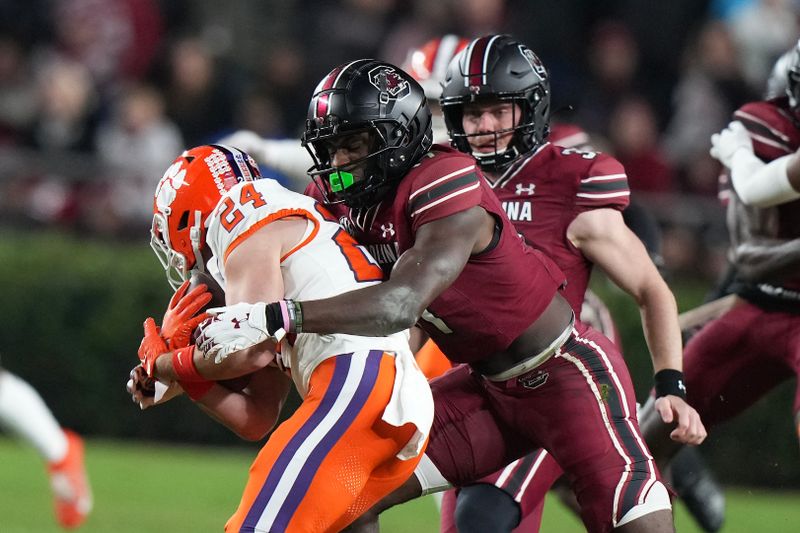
[138,317,169,376]
[161,280,212,349]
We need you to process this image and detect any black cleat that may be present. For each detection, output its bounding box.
[670,446,726,532]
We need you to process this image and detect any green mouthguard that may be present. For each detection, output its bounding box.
[328,170,355,192]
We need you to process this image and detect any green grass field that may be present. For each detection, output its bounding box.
[1,437,798,532]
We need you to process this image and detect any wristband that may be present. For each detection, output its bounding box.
[172,346,206,382]
[265,300,303,335]
[654,369,687,399]
[179,380,214,401]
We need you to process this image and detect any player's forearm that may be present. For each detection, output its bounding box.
[300,281,423,336]
[262,139,313,185]
[300,247,455,336]
[638,283,683,373]
[196,386,280,441]
[153,344,273,382]
[733,238,800,282]
[731,151,800,207]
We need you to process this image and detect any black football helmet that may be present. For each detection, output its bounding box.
[785,40,800,109]
[440,34,551,172]
[302,59,433,209]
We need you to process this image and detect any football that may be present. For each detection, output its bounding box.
[188,271,252,392]
[188,270,225,310]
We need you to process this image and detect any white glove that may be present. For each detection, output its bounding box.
[218,130,270,163]
[195,302,283,363]
[710,120,753,168]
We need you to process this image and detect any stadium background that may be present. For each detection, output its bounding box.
[0,0,798,525]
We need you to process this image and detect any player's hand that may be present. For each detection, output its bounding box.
[218,130,269,163]
[195,302,278,363]
[126,365,156,410]
[654,395,707,445]
[161,280,212,349]
[710,120,752,168]
[138,317,169,376]
[126,365,185,409]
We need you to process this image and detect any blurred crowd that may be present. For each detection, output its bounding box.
[0,0,798,280]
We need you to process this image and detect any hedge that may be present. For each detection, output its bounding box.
[0,230,796,487]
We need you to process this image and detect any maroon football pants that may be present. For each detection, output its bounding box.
[426,324,660,533]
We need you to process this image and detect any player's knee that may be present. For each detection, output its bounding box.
[455,484,520,533]
[616,480,672,528]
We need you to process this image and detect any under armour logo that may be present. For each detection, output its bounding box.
[231,317,247,329]
[678,380,686,394]
[515,183,535,196]
[381,223,395,238]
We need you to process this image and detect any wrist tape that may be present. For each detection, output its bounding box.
[172,346,205,382]
[265,300,303,335]
[654,369,687,400]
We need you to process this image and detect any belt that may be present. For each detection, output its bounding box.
[474,315,575,382]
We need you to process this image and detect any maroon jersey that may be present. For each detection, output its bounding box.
[549,122,593,150]
[723,97,800,302]
[307,146,566,363]
[486,142,630,312]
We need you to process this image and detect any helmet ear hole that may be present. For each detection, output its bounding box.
[177,210,190,231]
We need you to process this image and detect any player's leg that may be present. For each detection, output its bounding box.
[517,326,671,532]
[454,483,520,532]
[225,351,421,533]
[790,315,800,448]
[0,368,92,528]
[640,302,795,465]
[451,449,559,533]
[439,488,458,533]
[667,446,725,532]
[346,364,530,533]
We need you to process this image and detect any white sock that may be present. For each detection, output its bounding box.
[0,370,68,463]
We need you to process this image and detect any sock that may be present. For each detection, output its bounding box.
[0,370,68,463]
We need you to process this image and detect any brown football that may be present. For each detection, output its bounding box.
[188,270,225,309]
[188,271,252,392]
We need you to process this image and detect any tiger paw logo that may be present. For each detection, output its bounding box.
[154,161,188,212]
[369,66,410,102]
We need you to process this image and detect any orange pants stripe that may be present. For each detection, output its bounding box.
[225,350,422,533]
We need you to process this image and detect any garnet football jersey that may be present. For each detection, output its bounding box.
[485,142,630,312]
[726,97,800,296]
[308,146,566,363]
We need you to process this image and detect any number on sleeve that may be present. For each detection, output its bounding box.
[561,147,598,160]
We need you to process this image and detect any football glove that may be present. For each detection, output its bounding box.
[196,302,283,363]
[710,120,752,168]
[138,317,169,376]
[161,280,211,349]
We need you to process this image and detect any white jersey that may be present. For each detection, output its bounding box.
[204,178,411,396]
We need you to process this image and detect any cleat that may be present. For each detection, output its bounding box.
[47,430,93,529]
[671,446,725,532]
